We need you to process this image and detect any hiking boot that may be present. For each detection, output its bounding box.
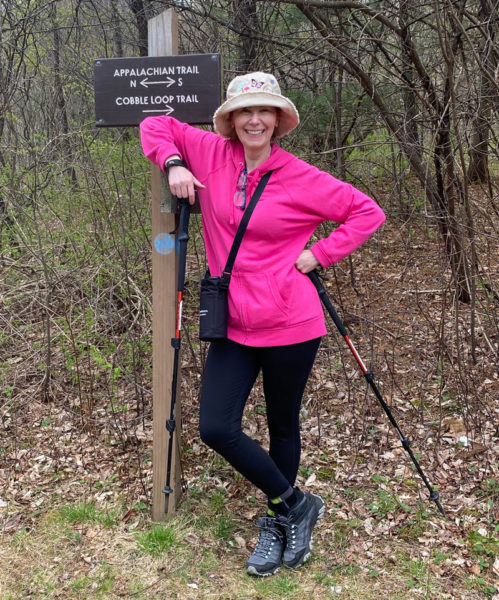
[277,492,325,569]
[246,516,285,577]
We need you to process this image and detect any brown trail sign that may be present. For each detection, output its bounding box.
[93,8,221,520]
[93,54,221,127]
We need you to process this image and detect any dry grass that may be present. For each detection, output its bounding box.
[1,491,493,600]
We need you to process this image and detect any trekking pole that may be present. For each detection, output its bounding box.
[307,269,445,516]
[163,196,191,513]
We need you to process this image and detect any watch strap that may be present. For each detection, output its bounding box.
[165,158,187,174]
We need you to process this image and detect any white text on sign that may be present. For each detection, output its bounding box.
[115,95,199,107]
[113,65,200,77]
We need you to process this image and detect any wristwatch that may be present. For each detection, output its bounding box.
[164,158,187,174]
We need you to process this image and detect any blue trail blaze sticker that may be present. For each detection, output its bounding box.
[154,233,175,255]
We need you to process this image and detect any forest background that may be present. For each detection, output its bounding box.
[0,1,498,599]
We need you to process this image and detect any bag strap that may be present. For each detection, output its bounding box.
[220,170,273,287]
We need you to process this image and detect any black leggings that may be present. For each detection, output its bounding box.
[199,337,321,499]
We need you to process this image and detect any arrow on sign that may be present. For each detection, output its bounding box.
[140,77,175,88]
[143,105,175,115]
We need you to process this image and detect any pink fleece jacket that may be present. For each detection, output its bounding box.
[140,116,385,346]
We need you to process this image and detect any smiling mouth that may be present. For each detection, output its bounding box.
[245,130,265,136]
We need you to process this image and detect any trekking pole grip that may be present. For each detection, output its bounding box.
[307,270,348,338]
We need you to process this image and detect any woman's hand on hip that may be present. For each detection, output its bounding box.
[295,249,320,274]
[168,166,205,205]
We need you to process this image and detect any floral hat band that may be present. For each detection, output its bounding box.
[213,72,300,139]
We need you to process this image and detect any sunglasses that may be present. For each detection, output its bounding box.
[233,168,248,209]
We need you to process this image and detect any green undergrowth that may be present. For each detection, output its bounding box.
[1,490,496,600]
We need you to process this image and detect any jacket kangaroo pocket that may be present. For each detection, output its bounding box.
[229,271,290,331]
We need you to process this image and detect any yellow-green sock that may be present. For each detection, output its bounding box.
[268,487,296,515]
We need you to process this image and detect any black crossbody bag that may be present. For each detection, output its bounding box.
[199,170,273,341]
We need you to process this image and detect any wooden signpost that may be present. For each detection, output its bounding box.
[93,8,221,520]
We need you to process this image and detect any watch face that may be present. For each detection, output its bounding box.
[167,160,183,168]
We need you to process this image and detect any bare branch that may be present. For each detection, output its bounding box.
[254,0,402,35]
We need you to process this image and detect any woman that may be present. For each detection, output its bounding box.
[140,72,385,576]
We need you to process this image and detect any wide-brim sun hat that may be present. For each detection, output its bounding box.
[213,72,300,139]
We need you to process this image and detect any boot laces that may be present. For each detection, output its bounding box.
[253,518,283,557]
[278,519,297,549]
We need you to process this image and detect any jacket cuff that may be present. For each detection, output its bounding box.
[310,244,333,268]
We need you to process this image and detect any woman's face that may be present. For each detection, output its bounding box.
[231,106,279,152]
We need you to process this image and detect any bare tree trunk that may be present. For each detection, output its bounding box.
[129,0,148,57]
[51,3,77,185]
[399,0,421,161]
[467,0,497,184]
[110,0,124,58]
[332,66,345,177]
[1,1,31,167]
[233,0,259,71]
